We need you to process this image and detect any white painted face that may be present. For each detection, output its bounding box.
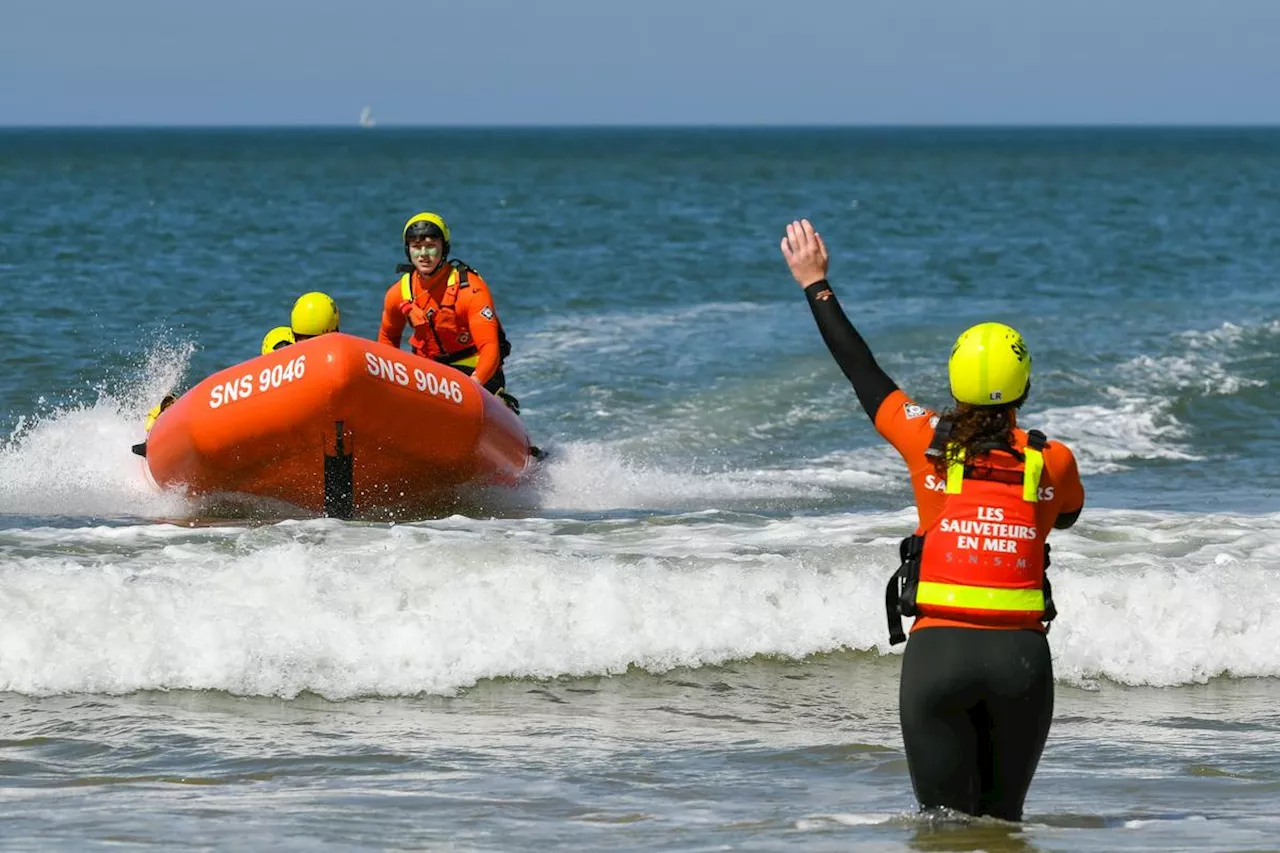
[407,238,444,274]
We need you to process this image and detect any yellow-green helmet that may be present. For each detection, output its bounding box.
[290,292,340,337]
[402,212,450,258]
[261,325,296,355]
[948,322,1031,406]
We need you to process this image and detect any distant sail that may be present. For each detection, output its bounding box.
[359,106,376,128]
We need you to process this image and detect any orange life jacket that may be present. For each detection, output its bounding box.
[886,422,1056,642]
[397,261,511,366]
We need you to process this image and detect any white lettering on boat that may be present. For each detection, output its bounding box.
[209,355,306,409]
[209,374,254,409]
[365,353,408,386]
[258,355,306,393]
[364,352,463,404]
[413,367,464,404]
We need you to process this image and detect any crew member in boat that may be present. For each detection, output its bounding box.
[377,212,520,414]
[259,291,340,355]
[260,326,295,355]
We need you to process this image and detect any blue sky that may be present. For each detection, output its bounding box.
[3,0,1278,126]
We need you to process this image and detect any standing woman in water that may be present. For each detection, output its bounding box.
[781,218,1085,821]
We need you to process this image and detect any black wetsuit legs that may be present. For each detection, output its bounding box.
[899,627,1054,821]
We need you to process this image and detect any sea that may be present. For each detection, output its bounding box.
[1,127,1278,852]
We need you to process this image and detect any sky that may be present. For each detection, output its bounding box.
[2,0,1278,126]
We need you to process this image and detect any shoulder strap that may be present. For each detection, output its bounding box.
[397,262,470,302]
[975,439,1024,461]
[925,415,952,459]
[929,416,1047,459]
[441,267,462,310]
[928,417,1051,499]
[1021,429,1049,502]
[448,259,510,359]
[450,259,474,287]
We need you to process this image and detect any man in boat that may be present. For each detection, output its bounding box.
[377,212,521,414]
[259,291,340,355]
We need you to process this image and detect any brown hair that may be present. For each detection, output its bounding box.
[932,403,1017,474]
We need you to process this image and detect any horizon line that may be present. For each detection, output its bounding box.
[3,121,1280,131]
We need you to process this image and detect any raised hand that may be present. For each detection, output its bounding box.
[780,219,830,288]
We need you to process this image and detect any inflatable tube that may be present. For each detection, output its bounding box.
[139,333,536,519]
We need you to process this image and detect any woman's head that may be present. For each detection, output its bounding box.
[948,322,1031,409]
[936,323,1032,471]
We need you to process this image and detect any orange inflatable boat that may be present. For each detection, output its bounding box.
[135,333,538,519]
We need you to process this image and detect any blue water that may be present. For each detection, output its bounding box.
[1,127,1278,851]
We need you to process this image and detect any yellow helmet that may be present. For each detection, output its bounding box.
[261,325,296,355]
[402,212,450,258]
[948,322,1032,406]
[290,292,340,337]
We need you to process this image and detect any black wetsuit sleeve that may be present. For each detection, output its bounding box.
[804,279,899,422]
[1054,508,1082,530]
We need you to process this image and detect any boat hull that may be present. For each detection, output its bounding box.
[143,334,534,518]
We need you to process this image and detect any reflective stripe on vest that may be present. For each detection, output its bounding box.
[400,267,460,303]
[945,444,1045,502]
[399,269,477,365]
[915,581,1045,614]
[1021,444,1045,502]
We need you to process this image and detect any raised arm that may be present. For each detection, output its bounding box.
[782,219,900,422]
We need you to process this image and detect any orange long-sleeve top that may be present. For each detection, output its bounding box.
[377,263,503,386]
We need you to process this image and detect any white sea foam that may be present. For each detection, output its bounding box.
[4,320,1278,699]
[519,441,833,511]
[1027,399,1200,475]
[0,342,193,519]
[3,507,1276,699]
[1118,319,1276,397]
[1030,317,1278,473]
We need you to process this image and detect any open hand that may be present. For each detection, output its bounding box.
[780,219,829,288]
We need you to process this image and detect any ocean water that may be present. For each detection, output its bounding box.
[1,127,1278,852]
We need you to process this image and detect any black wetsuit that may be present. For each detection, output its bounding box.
[803,279,1058,821]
